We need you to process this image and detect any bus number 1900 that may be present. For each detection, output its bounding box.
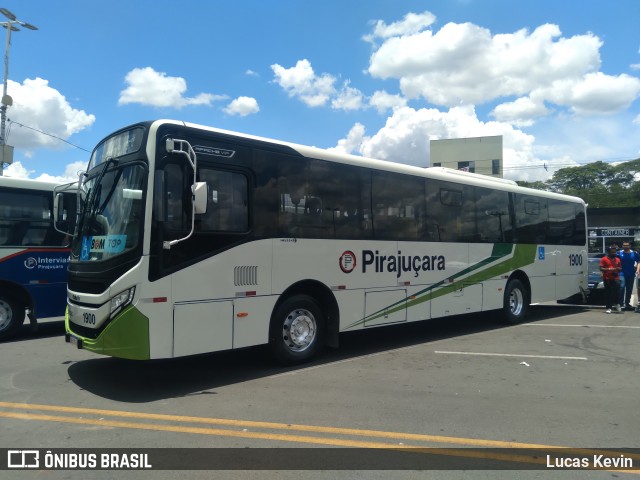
[83,313,96,325]
[568,254,583,266]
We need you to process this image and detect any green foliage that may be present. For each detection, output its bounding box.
[517,159,640,207]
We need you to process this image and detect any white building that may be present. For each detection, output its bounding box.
[430,135,503,178]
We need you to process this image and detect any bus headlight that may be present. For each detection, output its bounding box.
[110,287,135,319]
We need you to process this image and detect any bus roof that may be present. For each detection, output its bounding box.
[0,176,62,192]
[140,119,586,206]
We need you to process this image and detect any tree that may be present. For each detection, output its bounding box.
[515,180,549,191]
[513,158,640,208]
[547,161,614,191]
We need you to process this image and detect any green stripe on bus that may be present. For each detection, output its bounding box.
[66,306,150,360]
[346,244,537,328]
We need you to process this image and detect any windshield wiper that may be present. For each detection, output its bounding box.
[80,157,119,236]
[97,169,123,215]
[91,157,119,206]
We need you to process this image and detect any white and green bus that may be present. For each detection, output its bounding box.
[64,120,587,363]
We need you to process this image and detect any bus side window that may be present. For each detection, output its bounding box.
[548,199,576,245]
[5,220,29,245]
[475,187,512,243]
[160,163,190,234]
[424,180,475,242]
[276,156,308,237]
[24,223,47,246]
[372,171,424,241]
[230,175,249,231]
[198,168,248,233]
[515,194,548,244]
[304,197,322,216]
[4,193,51,246]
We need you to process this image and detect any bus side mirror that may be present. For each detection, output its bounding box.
[53,192,74,236]
[53,192,63,221]
[193,181,208,215]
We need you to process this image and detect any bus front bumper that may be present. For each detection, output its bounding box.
[65,306,150,360]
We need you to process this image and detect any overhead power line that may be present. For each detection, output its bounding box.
[5,118,640,170]
[461,158,640,175]
[7,119,91,152]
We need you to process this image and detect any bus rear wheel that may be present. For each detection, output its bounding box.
[269,295,324,365]
[502,279,529,324]
[0,296,24,341]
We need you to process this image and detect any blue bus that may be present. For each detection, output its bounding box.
[0,176,77,340]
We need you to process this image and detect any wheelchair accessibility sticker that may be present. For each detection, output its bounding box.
[538,246,545,260]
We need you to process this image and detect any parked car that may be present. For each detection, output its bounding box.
[587,257,605,305]
[557,257,605,305]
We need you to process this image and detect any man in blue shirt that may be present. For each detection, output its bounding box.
[617,241,639,310]
[636,261,640,313]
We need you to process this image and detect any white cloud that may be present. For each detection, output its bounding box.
[327,123,367,155]
[245,69,259,77]
[363,11,436,44]
[333,105,559,181]
[3,161,32,178]
[3,78,95,149]
[224,96,260,117]
[563,73,640,115]
[35,160,87,183]
[491,96,550,126]
[4,160,85,183]
[118,67,225,108]
[365,14,640,120]
[369,90,407,114]
[634,114,640,126]
[331,82,365,111]
[271,59,367,112]
[271,59,337,107]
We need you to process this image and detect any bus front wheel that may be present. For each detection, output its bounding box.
[269,295,324,364]
[0,296,24,341]
[502,279,529,324]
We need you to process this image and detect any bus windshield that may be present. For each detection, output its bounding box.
[72,163,146,262]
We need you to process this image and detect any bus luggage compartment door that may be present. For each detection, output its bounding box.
[430,283,482,317]
[364,289,407,327]
[173,300,233,357]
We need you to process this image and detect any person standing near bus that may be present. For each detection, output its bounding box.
[617,241,640,310]
[636,259,640,313]
[600,245,622,313]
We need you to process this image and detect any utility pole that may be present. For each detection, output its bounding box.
[0,8,38,176]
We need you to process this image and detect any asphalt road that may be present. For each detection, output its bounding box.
[1,304,639,479]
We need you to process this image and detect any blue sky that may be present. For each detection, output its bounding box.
[2,0,640,182]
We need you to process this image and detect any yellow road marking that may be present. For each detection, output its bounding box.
[0,410,555,468]
[0,402,638,473]
[0,401,564,448]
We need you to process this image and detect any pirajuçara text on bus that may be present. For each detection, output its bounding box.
[63,120,588,364]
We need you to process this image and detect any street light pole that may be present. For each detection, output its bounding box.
[0,8,37,176]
